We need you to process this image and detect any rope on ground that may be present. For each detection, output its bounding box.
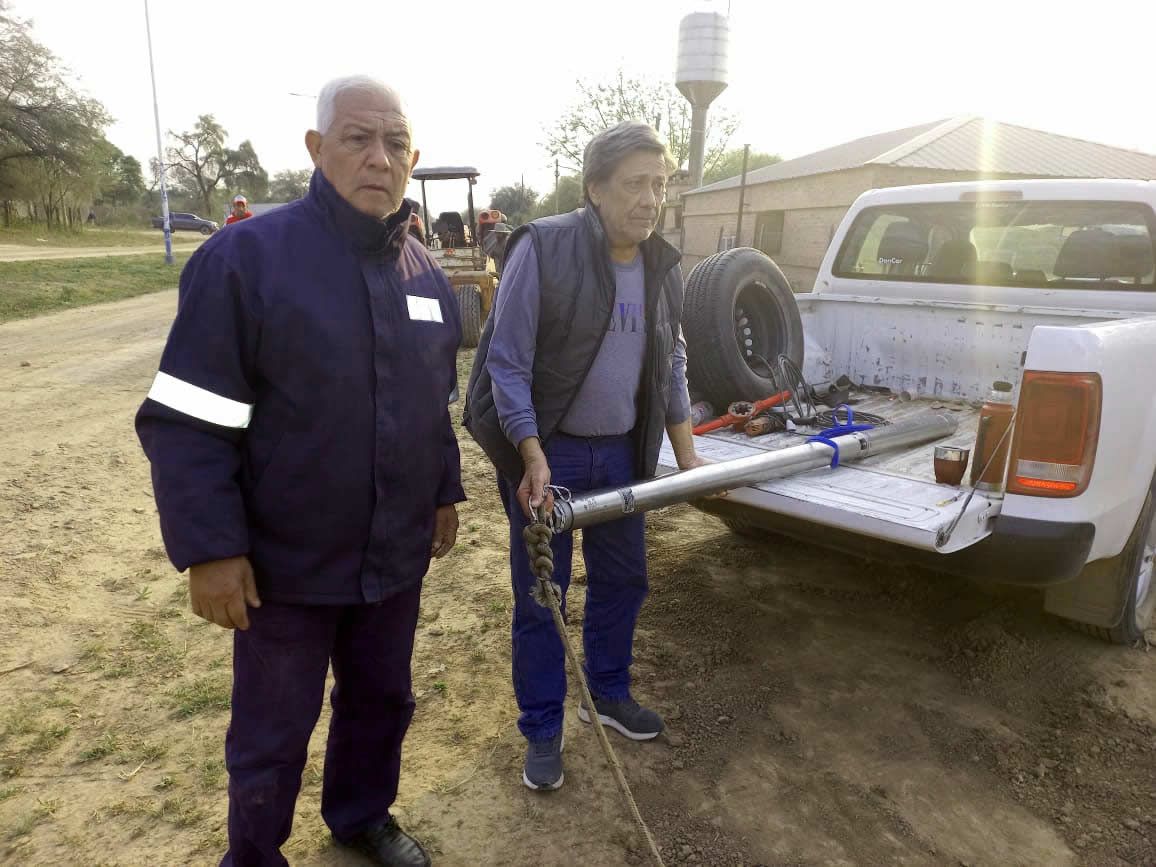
[522,517,666,867]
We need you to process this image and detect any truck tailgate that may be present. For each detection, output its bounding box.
[659,396,998,553]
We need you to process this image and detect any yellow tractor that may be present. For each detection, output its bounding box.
[411,166,506,348]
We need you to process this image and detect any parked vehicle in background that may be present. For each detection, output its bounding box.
[150,212,218,235]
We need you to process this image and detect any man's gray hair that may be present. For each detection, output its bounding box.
[582,121,676,202]
[315,75,403,134]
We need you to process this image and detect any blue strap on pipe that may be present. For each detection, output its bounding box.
[806,405,875,468]
[807,434,843,467]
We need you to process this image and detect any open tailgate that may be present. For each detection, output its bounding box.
[659,432,999,554]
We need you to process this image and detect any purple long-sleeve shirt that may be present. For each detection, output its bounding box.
[487,236,691,447]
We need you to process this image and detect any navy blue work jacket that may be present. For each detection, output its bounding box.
[136,170,465,604]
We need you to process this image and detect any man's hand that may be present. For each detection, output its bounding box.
[676,453,712,471]
[516,437,554,520]
[667,418,727,498]
[517,455,555,520]
[431,504,459,558]
[188,555,261,630]
[669,420,714,472]
[676,452,727,496]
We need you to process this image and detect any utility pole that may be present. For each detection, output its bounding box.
[144,0,173,265]
[554,159,560,215]
[735,143,750,247]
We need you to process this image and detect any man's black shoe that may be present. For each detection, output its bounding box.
[337,815,432,867]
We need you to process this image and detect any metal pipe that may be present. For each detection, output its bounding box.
[551,413,958,532]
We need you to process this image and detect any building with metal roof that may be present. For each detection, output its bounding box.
[668,117,1156,288]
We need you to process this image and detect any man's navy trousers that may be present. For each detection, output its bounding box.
[221,590,420,867]
[499,433,648,743]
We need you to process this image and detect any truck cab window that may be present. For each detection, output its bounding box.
[835,201,1156,290]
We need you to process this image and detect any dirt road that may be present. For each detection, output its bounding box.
[0,241,201,262]
[1,292,1154,866]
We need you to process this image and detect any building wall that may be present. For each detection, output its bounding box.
[678,166,1019,289]
[679,166,879,282]
[774,206,851,289]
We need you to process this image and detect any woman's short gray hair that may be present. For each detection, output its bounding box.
[316,75,402,134]
[582,121,676,202]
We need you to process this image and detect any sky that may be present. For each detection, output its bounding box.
[14,0,1156,218]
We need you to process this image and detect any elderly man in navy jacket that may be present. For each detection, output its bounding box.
[136,76,460,867]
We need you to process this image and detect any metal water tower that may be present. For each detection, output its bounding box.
[676,10,730,189]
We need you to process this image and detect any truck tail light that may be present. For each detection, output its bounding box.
[1006,371,1101,498]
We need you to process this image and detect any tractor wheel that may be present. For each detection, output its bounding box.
[457,284,482,349]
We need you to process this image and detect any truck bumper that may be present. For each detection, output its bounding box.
[694,499,1094,585]
[939,515,1095,585]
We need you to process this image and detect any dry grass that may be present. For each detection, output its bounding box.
[102,795,206,829]
[81,620,186,680]
[167,675,231,719]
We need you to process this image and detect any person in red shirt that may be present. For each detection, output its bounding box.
[225,194,253,225]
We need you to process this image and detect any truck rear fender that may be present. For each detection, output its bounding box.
[1003,314,1156,560]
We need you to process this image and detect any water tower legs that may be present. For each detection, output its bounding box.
[688,103,709,190]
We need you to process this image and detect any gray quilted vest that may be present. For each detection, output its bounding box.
[464,206,683,482]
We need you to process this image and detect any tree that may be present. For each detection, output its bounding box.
[542,69,738,178]
[22,135,114,227]
[166,114,267,215]
[98,149,147,207]
[268,168,311,202]
[228,140,268,202]
[0,6,111,222]
[147,156,163,190]
[489,184,538,226]
[702,148,782,185]
[533,173,583,219]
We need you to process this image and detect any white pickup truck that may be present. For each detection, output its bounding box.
[669,178,1156,644]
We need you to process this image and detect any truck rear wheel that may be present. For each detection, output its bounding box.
[683,248,804,410]
[457,284,482,349]
[1046,479,1156,645]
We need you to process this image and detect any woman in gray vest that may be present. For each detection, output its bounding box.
[464,122,706,790]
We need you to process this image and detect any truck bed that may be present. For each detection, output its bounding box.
[658,392,998,554]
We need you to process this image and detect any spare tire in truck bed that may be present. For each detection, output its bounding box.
[683,247,805,410]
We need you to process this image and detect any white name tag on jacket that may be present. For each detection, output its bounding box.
[406,295,443,323]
